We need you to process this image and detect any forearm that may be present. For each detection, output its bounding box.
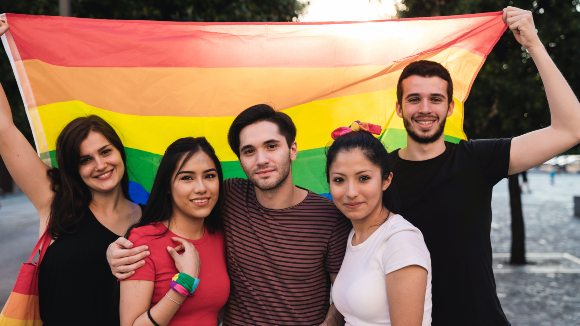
[529,42,580,138]
[0,84,52,212]
[129,290,185,326]
[321,304,344,326]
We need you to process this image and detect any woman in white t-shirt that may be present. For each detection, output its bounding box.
[326,123,432,326]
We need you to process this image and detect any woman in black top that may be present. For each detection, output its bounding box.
[0,22,141,326]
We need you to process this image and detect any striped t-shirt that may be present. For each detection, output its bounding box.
[222,178,352,326]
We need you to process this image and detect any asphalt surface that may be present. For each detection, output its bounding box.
[0,171,578,325]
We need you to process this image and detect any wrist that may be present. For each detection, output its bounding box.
[181,270,199,278]
[171,273,200,296]
[526,40,545,54]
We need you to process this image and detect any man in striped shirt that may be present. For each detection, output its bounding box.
[222,104,351,325]
[108,104,352,326]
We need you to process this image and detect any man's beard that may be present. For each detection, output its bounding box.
[403,113,447,145]
[243,155,292,192]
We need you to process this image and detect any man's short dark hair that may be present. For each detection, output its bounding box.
[396,60,454,106]
[228,104,297,158]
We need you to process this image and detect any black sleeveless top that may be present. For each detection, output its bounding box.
[39,208,121,326]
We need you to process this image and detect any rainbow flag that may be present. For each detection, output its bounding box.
[1,13,506,202]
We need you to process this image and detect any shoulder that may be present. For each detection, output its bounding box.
[225,178,249,188]
[302,191,343,216]
[381,215,426,248]
[128,223,167,245]
[457,138,512,154]
[380,215,431,273]
[302,191,351,229]
[224,178,250,196]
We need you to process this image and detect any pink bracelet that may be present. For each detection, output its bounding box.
[170,280,190,297]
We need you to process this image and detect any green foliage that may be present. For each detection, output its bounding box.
[398,0,580,154]
[1,0,307,147]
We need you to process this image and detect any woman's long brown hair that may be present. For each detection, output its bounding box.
[46,115,130,239]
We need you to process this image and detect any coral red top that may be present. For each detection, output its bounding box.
[125,223,230,326]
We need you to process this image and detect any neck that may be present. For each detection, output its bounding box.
[254,171,308,210]
[167,214,205,240]
[351,204,392,245]
[398,135,446,161]
[89,185,126,216]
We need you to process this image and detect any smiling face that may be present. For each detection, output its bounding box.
[329,149,391,222]
[170,151,220,221]
[396,75,454,145]
[78,131,125,194]
[238,120,296,191]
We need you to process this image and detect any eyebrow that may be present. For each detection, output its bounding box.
[405,92,446,99]
[175,168,217,176]
[79,144,111,159]
[330,170,372,176]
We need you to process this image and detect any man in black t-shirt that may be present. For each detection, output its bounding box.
[389,7,580,326]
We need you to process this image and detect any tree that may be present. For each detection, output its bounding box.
[397,0,580,265]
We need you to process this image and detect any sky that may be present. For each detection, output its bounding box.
[299,0,399,22]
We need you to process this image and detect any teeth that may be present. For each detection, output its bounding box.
[96,170,112,179]
[192,199,209,203]
[418,121,435,125]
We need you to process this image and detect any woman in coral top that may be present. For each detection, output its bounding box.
[120,137,230,326]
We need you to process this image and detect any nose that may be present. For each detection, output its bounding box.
[346,180,358,199]
[418,98,432,113]
[193,177,207,194]
[94,157,107,171]
[256,149,270,166]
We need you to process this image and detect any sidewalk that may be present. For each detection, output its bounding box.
[0,193,40,306]
[491,172,580,325]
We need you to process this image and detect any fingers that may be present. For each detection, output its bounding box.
[113,259,146,280]
[174,244,185,252]
[167,246,180,261]
[503,6,531,24]
[111,249,150,268]
[115,236,134,249]
[0,20,9,37]
[171,237,194,251]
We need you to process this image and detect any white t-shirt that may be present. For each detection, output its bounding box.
[332,214,432,326]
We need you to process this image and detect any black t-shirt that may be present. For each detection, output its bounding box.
[389,139,512,326]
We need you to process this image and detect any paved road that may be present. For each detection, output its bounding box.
[0,194,41,306]
[489,172,580,325]
[0,171,578,325]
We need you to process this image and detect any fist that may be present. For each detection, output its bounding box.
[502,6,542,50]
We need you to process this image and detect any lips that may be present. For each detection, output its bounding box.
[414,116,438,129]
[255,168,275,176]
[344,202,363,209]
[94,169,114,180]
[191,197,210,207]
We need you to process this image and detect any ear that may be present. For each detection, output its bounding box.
[290,141,298,162]
[447,99,455,117]
[382,172,393,191]
[396,102,403,118]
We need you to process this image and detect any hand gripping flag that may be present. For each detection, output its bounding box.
[1,12,506,202]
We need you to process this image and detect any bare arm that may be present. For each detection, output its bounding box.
[120,237,199,326]
[320,273,344,326]
[385,265,427,326]
[120,280,186,326]
[502,7,580,175]
[0,22,53,224]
